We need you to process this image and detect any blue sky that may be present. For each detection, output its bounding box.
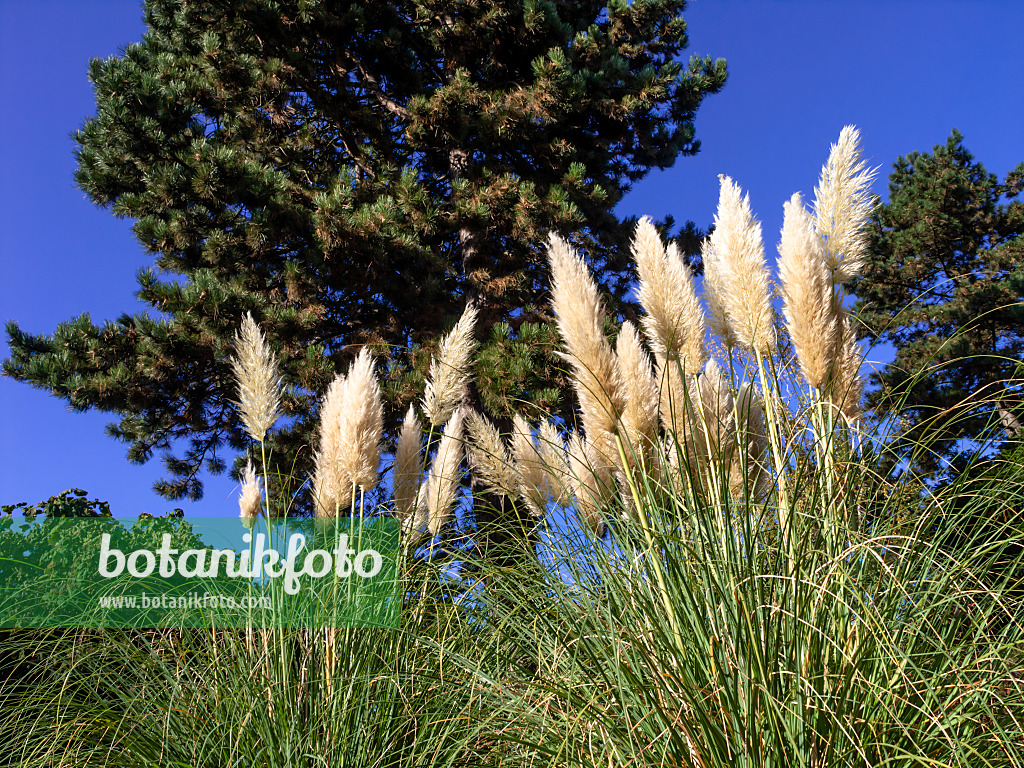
[1,0,1022,518]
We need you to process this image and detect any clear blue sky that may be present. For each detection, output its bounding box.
[1,0,1022,518]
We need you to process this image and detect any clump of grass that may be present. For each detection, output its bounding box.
[312,348,383,519]
[5,127,1020,768]
[230,311,282,444]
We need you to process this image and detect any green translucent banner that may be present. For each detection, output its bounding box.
[0,513,399,629]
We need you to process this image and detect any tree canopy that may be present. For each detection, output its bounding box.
[852,131,1024,474]
[3,0,726,506]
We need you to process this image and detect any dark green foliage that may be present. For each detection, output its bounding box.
[3,0,726,508]
[852,131,1024,473]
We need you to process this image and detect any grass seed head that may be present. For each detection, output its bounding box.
[423,305,479,427]
[426,407,466,537]
[231,312,282,443]
[707,176,775,353]
[778,192,841,389]
[238,460,262,530]
[813,125,876,284]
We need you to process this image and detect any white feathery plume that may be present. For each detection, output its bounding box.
[312,349,383,517]
[238,460,262,530]
[614,321,660,474]
[464,410,518,498]
[510,414,558,518]
[693,359,736,466]
[422,305,479,426]
[632,217,707,372]
[313,373,347,516]
[393,404,423,524]
[426,407,466,537]
[813,125,876,285]
[706,176,775,352]
[546,234,624,465]
[701,238,737,349]
[828,313,865,423]
[567,431,609,537]
[778,193,841,389]
[537,420,570,505]
[402,484,430,545]
[231,312,282,443]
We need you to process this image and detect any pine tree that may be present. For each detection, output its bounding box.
[851,131,1024,474]
[4,0,726,527]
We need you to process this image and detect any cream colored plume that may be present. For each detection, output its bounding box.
[778,193,841,389]
[614,321,660,473]
[537,420,570,505]
[423,305,479,426]
[701,239,736,349]
[730,383,769,498]
[393,404,423,524]
[813,125,876,284]
[827,314,865,422]
[567,431,610,537]
[231,312,283,443]
[426,407,466,537]
[706,176,775,352]
[312,349,383,516]
[238,460,262,530]
[511,414,565,518]
[402,485,430,545]
[631,218,707,372]
[692,359,736,466]
[464,410,517,498]
[546,234,624,465]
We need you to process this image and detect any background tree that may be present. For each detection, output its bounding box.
[3,0,726,521]
[851,131,1024,475]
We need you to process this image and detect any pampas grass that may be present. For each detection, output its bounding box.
[423,304,478,426]
[706,175,775,352]
[230,312,282,443]
[632,217,707,373]
[312,348,383,516]
[14,126,1024,768]
[393,404,423,525]
[567,431,611,536]
[614,320,660,474]
[425,406,466,537]
[510,414,560,518]
[778,192,841,389]
[546,233,624,467]
[465,409,517,498]
[238,460,262,530]
[828,312,866,422]
[813,125,876,284]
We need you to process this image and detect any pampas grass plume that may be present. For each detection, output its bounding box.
[231,312,282,443]
[465,410,518,498]
[778,193,841,389]
[313,348,383,517]
[426,407,466,537]
[567,431,609,537]
[828,314,865,422]
[393,404,423,524]
[813,125,876,284]
[731,383,769,498]
[511,414,558,518]
[547,234,624,465]
[423,305,479,426]
[632,218,707,372]
[614,321,660,473]
[706,176,775,352]
[238,461,262,530]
